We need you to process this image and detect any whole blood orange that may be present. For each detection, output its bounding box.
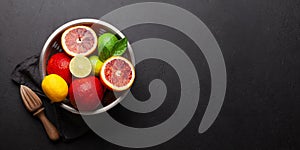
[100,56,135,91]
[46,53,72,84]
[61,25,97,56]
[68,76,104,111]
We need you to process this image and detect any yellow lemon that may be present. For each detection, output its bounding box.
[42,74,68,103]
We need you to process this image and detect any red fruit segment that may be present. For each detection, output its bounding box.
[100,56,135,91]
[61,26,97,56]
[104,59,132,87]
[69,76,104,111]
[46,53,72,84]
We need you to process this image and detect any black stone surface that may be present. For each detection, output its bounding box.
[0,0,300,149]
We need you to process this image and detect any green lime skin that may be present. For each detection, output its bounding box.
[89,55,103,76]
[98,33,118,51]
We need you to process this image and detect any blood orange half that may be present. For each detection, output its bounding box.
[61,25,97,56]
[100,56,135,91]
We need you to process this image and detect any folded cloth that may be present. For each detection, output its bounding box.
[11,54,90,141]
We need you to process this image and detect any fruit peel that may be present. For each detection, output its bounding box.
[69,76,105,111]
[42,74,68,103]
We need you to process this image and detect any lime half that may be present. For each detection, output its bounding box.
[69,55,92,78]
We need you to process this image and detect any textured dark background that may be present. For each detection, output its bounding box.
[1,0,300,149]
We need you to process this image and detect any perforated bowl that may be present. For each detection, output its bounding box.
[39,18,135,115]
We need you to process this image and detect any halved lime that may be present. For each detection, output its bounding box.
[69,55,92,78]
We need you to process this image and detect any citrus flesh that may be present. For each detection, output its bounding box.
[61,25,97,56]
[69,55,92,78]
[100,56,135,91]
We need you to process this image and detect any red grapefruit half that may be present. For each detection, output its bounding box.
[61,25,97,57]
[100,56,135,91]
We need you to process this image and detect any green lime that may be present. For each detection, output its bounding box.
[69,55,92,78]
[98,33,118,51]
[89,55,103,76]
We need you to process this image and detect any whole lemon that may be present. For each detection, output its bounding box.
[42,74,68,103]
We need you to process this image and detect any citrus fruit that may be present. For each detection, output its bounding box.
[41,74,68,103]
[98,33,118,51]
[61,25,97,56]
[46,52,72,84]
[89,55,103,76]
[69,55,92,78]
[100,56,135,91]
[69,76,105,111]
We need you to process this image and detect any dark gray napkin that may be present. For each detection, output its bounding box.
[11,54,90,141]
